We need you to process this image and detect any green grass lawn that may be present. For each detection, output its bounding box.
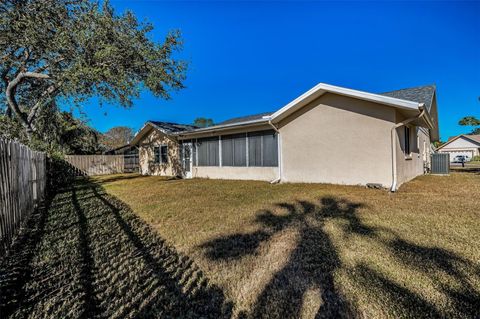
[2,173,479,318]
[0,179,232,319]
[93,172,480,318]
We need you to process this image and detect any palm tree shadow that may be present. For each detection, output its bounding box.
[200,196,366,318]
[200,195,480,318]
[387,238,480,317]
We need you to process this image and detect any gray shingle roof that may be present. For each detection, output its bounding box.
[218,112,273,125]
[465,135,480,144]
[149,121,198,134]
[380,84,436,112]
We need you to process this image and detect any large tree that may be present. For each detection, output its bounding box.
[100,126,135,150]
[0,0,186,140]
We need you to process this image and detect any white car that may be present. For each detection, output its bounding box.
[453,155,470,163]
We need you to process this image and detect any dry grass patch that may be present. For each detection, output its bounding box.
[95,172,480,318]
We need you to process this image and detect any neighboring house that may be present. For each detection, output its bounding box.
[131,83,439,191]
[436,135,480,162]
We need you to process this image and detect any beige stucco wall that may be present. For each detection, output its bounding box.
[138,129,182,176]
[394,121,431,186]
[278,93,396,187]
[192,166,278,181]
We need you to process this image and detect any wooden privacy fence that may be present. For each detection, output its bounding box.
[64,155,125,176]
[0,138,46,256]
[124,154,140,173]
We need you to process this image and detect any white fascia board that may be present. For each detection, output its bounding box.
[270,83,421,123]
[174,118,269,136]
[130,123,153,145]
[130,121,169,145]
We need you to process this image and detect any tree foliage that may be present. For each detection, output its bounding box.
[458,116,480,127]
[1,102,102,155]
[100,126,135,150]
[193,117,214,128]
[0,0,186,140]
[458,116,480,135]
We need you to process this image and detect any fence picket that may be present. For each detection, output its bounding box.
[64,155,127,176]
[0,138,46,256]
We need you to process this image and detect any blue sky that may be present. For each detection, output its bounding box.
[73,1,480,141]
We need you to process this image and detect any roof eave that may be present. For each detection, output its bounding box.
[130,121,173,145]
[270,83,421,124]
[174,118,270,136]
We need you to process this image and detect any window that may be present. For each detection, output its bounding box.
[154,146,160,163]
[154,145,168,164]
[221,134,246,166]
[161,145,168,163]
[248,130,278,167]
[197,137,219,166]
[404,126,411,156]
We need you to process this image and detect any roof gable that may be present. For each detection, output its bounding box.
[465,135,480,144]
[436,134,480,150]
[380,85,436,112]
[131,121,197,145]
[270,83,424,125]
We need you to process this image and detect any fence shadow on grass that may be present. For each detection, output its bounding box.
[92,173,149,185]
[0,201,50,318]
[0,178,232,319]
[200,196,480,318]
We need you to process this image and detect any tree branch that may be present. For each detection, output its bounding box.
[23,71,51,80]
[5,78,29,129]
[4,71,52,137]
[27,82,61,123]
[32,56,65,74]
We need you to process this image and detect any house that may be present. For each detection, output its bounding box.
[436,134,480,162]
[131,83,439,191]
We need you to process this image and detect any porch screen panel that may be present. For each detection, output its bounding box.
[221,136,234,166]
[262,132,278,167]
[248,133,262,166]
[222,134,246,166]
[233,134,246,166]
[197,137,219,166]
[247,130,278,167]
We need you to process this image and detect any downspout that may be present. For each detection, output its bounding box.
[390,105,426,192]
[268,118,282,184]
